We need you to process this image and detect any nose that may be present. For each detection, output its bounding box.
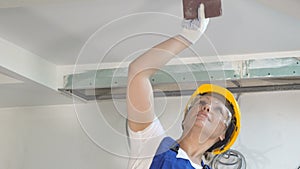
[201,104,210,112]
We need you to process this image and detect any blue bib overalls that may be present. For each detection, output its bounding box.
[149,137,211,169]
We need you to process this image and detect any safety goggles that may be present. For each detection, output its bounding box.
[187,96,232,127]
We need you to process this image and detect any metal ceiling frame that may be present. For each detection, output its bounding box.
[59,57,300,100]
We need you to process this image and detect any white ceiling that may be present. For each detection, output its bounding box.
[0,0,300,108]
[0,0,300,65]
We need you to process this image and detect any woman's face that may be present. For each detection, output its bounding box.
[182,95,231,143]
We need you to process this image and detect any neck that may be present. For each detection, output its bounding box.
[178,129,218,165]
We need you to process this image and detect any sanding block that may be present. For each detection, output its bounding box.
[183,0,222,19]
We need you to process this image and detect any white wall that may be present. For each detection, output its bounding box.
[0,90,300,169]
[0,104,129,169]
[236,91,300,169]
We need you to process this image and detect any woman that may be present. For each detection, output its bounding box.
[126,4,241,169]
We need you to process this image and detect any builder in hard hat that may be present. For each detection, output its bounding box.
[126,4,241,169]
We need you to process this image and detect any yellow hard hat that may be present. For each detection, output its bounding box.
[184,84,241,154]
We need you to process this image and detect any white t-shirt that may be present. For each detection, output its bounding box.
[127,119,203,169]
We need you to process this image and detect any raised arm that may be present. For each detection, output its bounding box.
[127,36,190,132]
[127,4,209,132]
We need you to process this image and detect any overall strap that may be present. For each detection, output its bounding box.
[152,137,211,169]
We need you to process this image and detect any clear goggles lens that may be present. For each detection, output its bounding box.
[188,96,232,127]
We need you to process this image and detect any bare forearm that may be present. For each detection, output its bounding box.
[128,35,190,77]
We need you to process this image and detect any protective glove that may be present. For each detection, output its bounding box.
[179,4,210,44]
